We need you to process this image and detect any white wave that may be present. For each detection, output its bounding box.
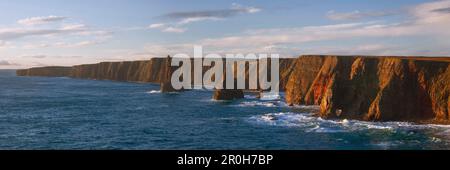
[289,105,321,110]
[237,101,279,107]
[248,112,450,133]
[146,90,161,94]
[244,95,258,99]
[259,93,281,100]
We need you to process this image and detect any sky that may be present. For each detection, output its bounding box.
[1,0,450,69]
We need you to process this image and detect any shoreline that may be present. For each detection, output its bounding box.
[15,55,450,125]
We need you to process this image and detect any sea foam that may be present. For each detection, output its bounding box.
[146,90,161,94]
[248,112,450,133]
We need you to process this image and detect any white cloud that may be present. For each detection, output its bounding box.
[148,23,186,33]
[162,27,186,33]
[0,40,14,49]
[177,16,222,25]
[0,59,18,66]
[56,40,102,48]
[148,23,166,29]
[0,25,87,40]
[60,24,87,31]
[141,1,450,57]
[22,40,103,49]
[17,16,67,26]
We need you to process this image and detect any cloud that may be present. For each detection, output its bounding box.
[148,24,186,33]
[17,16,67,26]
[0,40,14,49]
[326,10,398,20]
[22,40,103,49]
[22,55,48,58]
[0,22,112,46]
[21,55,83,59]
[148,23,166,29]
[148,3,261,33]
[177,17,222,25]
[0,60,18,66]
[433,7,450,13]
[142,1,450,57]
[161,27,186,33]
[0,24,88,40]
[54,40,102,48]
[161,3,261,21]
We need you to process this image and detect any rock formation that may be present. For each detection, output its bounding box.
[213,89,245,100]
[212,77,245,100]
[285,55,450,124]
[160,56,178,93]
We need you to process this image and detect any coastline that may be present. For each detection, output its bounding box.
[16,55,450,124]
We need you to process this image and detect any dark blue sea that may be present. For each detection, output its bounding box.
[1,70,450,149]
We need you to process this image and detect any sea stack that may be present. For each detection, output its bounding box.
[160,56,178,93]
[212,75,244,100]
[213,89,244,100]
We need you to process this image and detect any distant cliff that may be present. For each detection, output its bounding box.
[17,58,167,83]
[17,58,296,88]
[285,55,450,124]
[16,66,72,77]
[16,55,450,124]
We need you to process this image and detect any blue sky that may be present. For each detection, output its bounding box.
[1,0,449,68]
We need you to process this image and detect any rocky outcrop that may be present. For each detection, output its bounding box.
[285,55,450,124]
[160,56,178,92]
[212,77,245,100]
[213,89,244,100]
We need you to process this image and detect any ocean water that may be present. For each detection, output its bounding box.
[1,69,450,150]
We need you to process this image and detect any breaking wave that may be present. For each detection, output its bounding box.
[236,101,284,107]
[248,112,450,133]
[146,90,161,94]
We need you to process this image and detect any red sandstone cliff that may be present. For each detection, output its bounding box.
[285,55,450,124]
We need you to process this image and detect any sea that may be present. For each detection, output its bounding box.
[1,69,450,149]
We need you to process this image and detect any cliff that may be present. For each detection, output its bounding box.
[16,66,72,77]
[17,58,295,88]
[285,55,450,124]
[16,55,450,124]
[17,58,168,83]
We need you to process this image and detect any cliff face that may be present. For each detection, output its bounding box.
[70,58,166,83]
[285,55,450,123]
[16,66,72,77]
[17,58,296,88]
[285,56,325,105]
[17,58,167,83]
